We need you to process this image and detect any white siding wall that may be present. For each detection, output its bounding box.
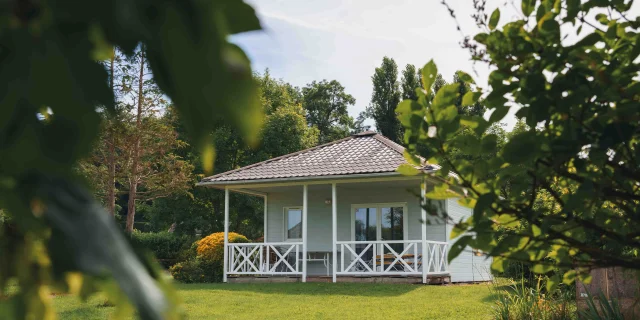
[446,198,493,282]
[265,182,447,276]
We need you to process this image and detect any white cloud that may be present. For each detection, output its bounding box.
[235,0,637,131]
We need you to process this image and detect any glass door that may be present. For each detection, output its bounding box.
[352,204,406,271]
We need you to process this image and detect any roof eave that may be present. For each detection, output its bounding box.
[197,171,415,187]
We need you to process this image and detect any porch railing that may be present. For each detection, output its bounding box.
[334,240,448,276]
[228,242,303,275]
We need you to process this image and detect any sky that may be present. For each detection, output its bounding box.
[229,0,599,131]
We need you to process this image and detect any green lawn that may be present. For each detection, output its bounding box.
[53,282,498,320]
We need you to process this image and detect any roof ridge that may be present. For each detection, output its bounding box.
[371,133,430,166]
[370,133,406,156]
[202,134,357,182]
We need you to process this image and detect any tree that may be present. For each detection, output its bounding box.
[398,1,640,290]
[368,57,402,143]
[302,80,356,144]
[145,72,318,238]
[351,111,372,134]
[401,64,421,101]
[117,50,193,233]
[0,1,262,319]
[453,72,484,117]
[78,48,134,216]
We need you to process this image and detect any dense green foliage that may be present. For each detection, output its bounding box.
[302,80,356,144]
[141,72,319,238]
[399,0,640,291]
[169,259,220,284]
[401,64,421,101]
[0,0,263,319]
[129,231,193,265]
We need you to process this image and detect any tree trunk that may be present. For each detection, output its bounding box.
[106,49,116,217]
[125,49,145,233]
[126,180,137,232]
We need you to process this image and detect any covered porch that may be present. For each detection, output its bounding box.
[215,177,450,283]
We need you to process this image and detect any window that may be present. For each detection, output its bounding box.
[284,207,302,241]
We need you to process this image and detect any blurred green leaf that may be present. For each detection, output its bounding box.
[421,60,438,95]
[397,164,420,176]
[489,8,500,30]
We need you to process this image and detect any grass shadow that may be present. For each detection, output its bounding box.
[176,282,421,297]
[58,305,111,320]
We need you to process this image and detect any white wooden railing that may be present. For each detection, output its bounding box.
[227,242,303,275]
[335,240,448,276]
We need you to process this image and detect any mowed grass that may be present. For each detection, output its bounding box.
[53,282,497,320]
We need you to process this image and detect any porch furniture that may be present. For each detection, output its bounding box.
[306,251,334,276]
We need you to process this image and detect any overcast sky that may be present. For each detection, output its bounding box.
[231,1,623,131]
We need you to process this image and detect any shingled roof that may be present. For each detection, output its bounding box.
[199,131,434,184]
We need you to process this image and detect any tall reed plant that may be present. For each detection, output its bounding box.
[490,277,576,320]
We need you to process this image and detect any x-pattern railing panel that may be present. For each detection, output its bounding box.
[227,243,302,275]
[335,240,448,275]
[381,242,417,273]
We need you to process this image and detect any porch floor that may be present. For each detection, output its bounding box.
[228,274,452,285]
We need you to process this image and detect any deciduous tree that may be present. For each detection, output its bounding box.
[302,79,355,143]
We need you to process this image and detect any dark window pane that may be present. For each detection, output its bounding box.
[287,209,302,239]
[354,207,376,241]
[381,207,403,253]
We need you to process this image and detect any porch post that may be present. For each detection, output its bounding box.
[332,183,337,283]
[421,177,428,284]
[302,184,308,282]
[223,187,230,283]
[263,195,268,243]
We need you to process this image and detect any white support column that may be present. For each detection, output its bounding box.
[263,195,268,243]
[302,184,308,282]
[421,177,428,284]
[223,187,230,283]
[332,183,337,283]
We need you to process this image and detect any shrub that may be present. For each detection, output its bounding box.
[196,232,249,263]
[491,278,576,320]
[129,231,193,267]
[170,232,249,283]
[169,258,221,283]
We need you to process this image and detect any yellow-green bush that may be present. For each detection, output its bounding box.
[196,232,249,263]
[170,232,249,283]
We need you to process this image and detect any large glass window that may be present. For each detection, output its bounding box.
[285,208,302,240]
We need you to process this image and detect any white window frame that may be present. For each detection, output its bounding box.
[350,202,409,242]
[283,206,303,242]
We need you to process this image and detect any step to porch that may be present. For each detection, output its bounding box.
[227,275,452,285]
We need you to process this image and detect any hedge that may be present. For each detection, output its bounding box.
[129,231,193,265]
